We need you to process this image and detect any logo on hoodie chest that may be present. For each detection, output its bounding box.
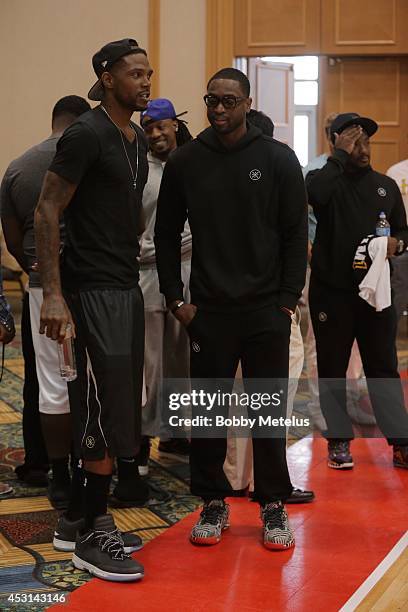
[249,169,262,181]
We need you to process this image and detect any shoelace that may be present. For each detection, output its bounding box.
[93,529,129,560]
[200,503,225,525]
[262,504,285,529]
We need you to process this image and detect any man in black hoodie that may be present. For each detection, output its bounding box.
[155,68,307,550]
[306,112,408,471]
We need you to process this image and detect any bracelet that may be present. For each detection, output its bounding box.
[171,300,185,313]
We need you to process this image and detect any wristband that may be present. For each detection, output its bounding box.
[171,300,185,313]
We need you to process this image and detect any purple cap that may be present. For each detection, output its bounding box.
[141,98,187,126]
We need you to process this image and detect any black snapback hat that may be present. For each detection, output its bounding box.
[330,113,378,141]
[88,38,146,101]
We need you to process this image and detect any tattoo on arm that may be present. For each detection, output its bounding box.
[34,171,77,296]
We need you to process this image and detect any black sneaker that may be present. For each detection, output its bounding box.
[285,488,315,504]
[137,436,151,477]
[158,438,190,462]
[47,478,71,510]
[111,474,150,508]
[72,514,144,582]
[53,513,143,554]
[261,501,295,550]
[15,464,48,488]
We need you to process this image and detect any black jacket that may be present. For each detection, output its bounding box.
[154,124,307,312]
[306,149,408,290]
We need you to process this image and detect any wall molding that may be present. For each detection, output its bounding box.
[247,0,307,47]
[148,0,160,98]
[206,0,234,82]
[334,0,397,46]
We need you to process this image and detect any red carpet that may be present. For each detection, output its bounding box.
[49,438,408,612]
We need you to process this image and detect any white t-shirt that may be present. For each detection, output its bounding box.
[386,159,408,218]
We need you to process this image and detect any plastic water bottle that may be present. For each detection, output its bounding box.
[376,211,390,237]
[57,324,77,381]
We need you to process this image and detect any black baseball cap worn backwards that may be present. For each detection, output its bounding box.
[88,38,146,101]
[330,112,378,142]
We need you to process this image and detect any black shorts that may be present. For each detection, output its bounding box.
[65,287,144,460]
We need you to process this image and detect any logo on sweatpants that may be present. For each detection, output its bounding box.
[85,436,95,449]
[192,341,200,353]
[318,312,327,322]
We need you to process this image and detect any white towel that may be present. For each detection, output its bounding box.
[358,236,391,311]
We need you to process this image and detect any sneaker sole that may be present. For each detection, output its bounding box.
[190,525,229,546]
[72,554,144,582]
[264,540,295,551]
[53,537,75,552]
[327,461,354,470]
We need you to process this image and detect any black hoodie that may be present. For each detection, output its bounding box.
[154,124,307,312]
[306,148,408,290]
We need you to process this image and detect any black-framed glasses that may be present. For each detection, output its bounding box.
[203,94,246,109]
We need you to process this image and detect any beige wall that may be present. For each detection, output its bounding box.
[159,0,206,138]
[0,0,149,176]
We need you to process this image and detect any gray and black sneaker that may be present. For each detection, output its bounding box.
[54,513,143,554]
[72,514,144,582]
[190,499,229,545]
[261,501,295,551]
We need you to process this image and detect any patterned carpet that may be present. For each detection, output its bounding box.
[0,284,407,611]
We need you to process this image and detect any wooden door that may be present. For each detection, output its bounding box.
[319,56,408,173]
[248,59,295,146]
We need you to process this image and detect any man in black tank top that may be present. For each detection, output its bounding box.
[35,39,152,582]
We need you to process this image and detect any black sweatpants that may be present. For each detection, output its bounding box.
[65,287,144,460]
[309,276,408,444]
[187,304,293,504]
[21,292,48,470]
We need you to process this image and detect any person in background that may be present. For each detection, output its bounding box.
[0,251,16,496]
[306,112,408,470]
[155,68,307,550]
[302,113,374,430]
[136,98,193,476]
[1,96,91,507]
[387,157,408,320]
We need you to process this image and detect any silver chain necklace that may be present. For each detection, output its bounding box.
[100,105,139,190]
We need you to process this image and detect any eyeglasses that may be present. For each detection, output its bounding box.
[203,94,246,109]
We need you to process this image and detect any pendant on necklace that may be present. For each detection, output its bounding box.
[133,179,137,190]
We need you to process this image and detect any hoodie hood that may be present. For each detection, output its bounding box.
[197,122,263,153]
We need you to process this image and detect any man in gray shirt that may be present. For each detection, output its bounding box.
[0,96,90,503]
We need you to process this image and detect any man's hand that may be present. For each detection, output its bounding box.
[387,237,398,258]
[171,302,197,327]
[0,323,15,344]
[334,125,363,155]
[39,294,75,342]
